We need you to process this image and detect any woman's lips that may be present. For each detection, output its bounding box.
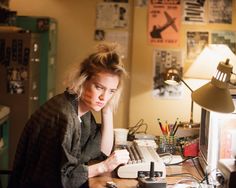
[96,102,104,107]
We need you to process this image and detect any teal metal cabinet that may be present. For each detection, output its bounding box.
[0,105,10,188]
[0,31,40,167]
[16,16,57,105]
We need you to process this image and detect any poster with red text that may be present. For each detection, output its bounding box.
[148,0,181,47]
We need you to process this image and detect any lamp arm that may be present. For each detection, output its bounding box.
[180,78,194,124]
[180,78,193,92]
[190,100,194,124]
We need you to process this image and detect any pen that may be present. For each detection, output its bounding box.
[169,124,174,136]
[173,122,180,136]
[157,118,165,135]
[165,121,169,136]
[157,118,162,127]
[172,118,178,136]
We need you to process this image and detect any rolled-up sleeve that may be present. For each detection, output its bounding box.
[60,112,103,187]
[60,149,89,187]
[59,114,87,187]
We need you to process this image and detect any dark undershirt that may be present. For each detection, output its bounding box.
[80,119,91,152]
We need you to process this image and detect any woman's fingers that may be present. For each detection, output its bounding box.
[113,149,130,163]
[104,149,130,171]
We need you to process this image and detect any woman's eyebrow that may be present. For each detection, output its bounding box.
[94,81,117,91]
[110,88,117,92]
[93,81,104,87]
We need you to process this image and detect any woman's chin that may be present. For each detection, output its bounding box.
[92,106,103,112]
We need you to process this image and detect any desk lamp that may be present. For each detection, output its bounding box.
[192,59,234,113]
[165,68,199,128]
[185,44,236,113]
[187,46,236,186]
[165,44,236,126]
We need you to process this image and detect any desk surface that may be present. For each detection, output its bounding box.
[89,160,203,188]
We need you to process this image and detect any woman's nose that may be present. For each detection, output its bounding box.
[99,94,104,100]
[99,91,108,101]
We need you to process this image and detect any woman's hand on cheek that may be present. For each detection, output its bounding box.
[101,103,113,115]
[103,149,130,172]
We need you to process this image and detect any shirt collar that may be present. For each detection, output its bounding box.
[64,89,79,115]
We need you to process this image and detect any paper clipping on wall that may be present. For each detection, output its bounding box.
[211,30,236,54]
[182,0,207,24]
[105,31,129,59]
[152,49,183,99]
[186,31,209,60]
[148,0,181,47]
[208,0,232,24]
[96,2,129,29]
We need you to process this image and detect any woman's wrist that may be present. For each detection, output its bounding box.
[101,107,113,127]
[102,105,113,115]
[98,161,108,174]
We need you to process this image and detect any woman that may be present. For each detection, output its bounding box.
[8,43,130,188]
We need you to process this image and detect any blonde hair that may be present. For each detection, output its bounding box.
[65,42,127,110]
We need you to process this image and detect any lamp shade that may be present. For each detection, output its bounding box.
[185,44,236,79]
[192,82,234,113]
[164,68,180,85]
[192,60,235,113]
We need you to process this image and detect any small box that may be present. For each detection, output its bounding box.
[183,138,199,157]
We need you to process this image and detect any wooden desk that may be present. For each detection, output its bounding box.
[89,160,203,188]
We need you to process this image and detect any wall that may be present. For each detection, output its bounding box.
[9,0,236,136]
[9,0,133,129]
[129,1,236,136]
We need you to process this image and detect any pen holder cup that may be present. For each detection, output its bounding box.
[157,135,176,154]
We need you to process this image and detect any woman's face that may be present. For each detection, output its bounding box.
[80,72,119,112]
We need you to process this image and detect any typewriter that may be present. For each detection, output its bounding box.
[116,140,166,179]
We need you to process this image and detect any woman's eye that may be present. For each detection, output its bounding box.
[95,85,103,90]
[110,90,116,94]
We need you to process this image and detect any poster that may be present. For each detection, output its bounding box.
[182,0,207,23]
[135,0,148,7]
[211,31,236,54]
[105,31,129,59]
[186,31,209,60]
[96,2,129,29]
[6,66,28,94]
[152,49,183,99]
[148,0,181,47]
[208,0,232,24]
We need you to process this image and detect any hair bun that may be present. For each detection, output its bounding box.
[97,42,119,54]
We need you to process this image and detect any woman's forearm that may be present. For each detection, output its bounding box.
[88,161,108,177]
[101,107,114,156]
[88,149,130,177]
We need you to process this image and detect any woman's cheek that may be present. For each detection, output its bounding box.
[81,91,93,103]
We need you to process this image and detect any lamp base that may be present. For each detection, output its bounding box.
[178,121,200,129]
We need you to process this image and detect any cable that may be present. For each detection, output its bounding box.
[159,152,204,181]
[159,153,173,165]
[164,156,195,166]
[128,119,148,137]
[166,172,202,187]
[190,157,204,180]
[158,152,173,157]
[201,168,221,187]
[175,177,203,188]
[205,169,209,185]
